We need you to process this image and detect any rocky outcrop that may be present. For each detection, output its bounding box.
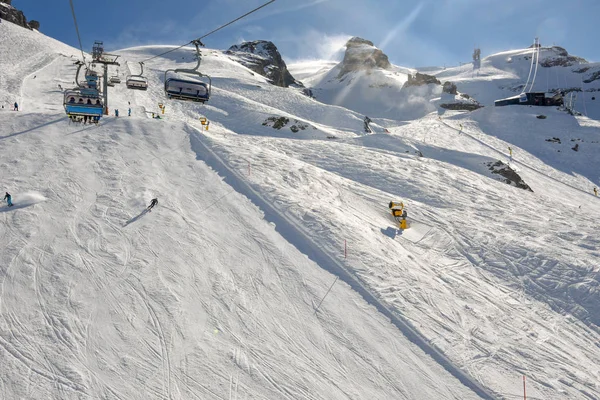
[583,71,600,84]
[0,0,40,30]
[337,37,391,78]
[262,116,317,133]
[439,103,483,111]
[442,81,457,95]
[486,161,532,191]
[539,46,587,67]
[226,40,301,88]
[403,72,440,88]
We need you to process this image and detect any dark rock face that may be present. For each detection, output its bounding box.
[583,71,600,84]
[442,81,458,95]
[0,0,40,30]
[262,116,316,133]
[403,72,440,88]
[226,40,301,88]
[337,37,391,77]
[540,46,587,67]
[439,103,483,111]
[486,161,533,191]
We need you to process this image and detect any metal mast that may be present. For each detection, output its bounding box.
[91,41,120,115]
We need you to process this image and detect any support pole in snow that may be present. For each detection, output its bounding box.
[523,375,527,400]
[344,239,347,258]
[314,276,338,315]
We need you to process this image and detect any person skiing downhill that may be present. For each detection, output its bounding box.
[147,198,158,211]
[4,192,13,207]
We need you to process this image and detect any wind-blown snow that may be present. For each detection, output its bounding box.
[2,17,600,400]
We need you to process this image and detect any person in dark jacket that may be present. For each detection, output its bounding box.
[147,198,158,211]
[4,192,13,207]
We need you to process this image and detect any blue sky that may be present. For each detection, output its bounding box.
[15,0,599,67]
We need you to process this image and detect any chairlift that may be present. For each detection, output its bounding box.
[126,62,148,90]
[110,75,121,84]
[64,62,104,119]
[164,40,211,103]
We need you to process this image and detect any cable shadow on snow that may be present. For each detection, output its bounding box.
[123,209,149,227]
[0,117,64,140]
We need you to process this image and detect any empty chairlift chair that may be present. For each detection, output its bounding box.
[126,62,148,90]
[164,40,211,103]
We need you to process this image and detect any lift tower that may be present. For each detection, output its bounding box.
[92,41,120,115]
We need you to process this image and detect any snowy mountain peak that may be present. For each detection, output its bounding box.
[338,36,391,77]
[226,40,301,87]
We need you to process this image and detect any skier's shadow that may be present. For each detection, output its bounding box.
[0,203,34,212]
[123,209,149,227]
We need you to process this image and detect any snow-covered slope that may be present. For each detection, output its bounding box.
[435,46,600,119]
[2,18,600,400]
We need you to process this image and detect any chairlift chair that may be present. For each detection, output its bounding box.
[63,62,104,119]
[126,62,148,90]
[63,89,104,118]
[164,40,211,103]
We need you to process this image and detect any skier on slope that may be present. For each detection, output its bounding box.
[147,198,158,211]
[4,192,13,207]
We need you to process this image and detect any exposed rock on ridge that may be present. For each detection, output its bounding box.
[337,37,391,78]
[0,0,40,30]
[403,72,440,88]
[539,46,587,68]
[226,40,301,88]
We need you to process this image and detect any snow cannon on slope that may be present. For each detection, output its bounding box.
[389,201,408,230]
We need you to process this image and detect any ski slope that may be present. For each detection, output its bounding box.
[2,18,600,400]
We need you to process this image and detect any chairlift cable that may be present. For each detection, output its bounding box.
[69,0,87,66]
[140,0,277,63]
[521,38,536,94]
[197,0,276,41]
[528,43,540,92]
[580,73,588,117]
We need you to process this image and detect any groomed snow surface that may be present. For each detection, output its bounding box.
[2,20,600,400]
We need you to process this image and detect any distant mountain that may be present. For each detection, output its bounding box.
[0,0,40,30]
[226,40,302,88]
[289,38,600,120]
